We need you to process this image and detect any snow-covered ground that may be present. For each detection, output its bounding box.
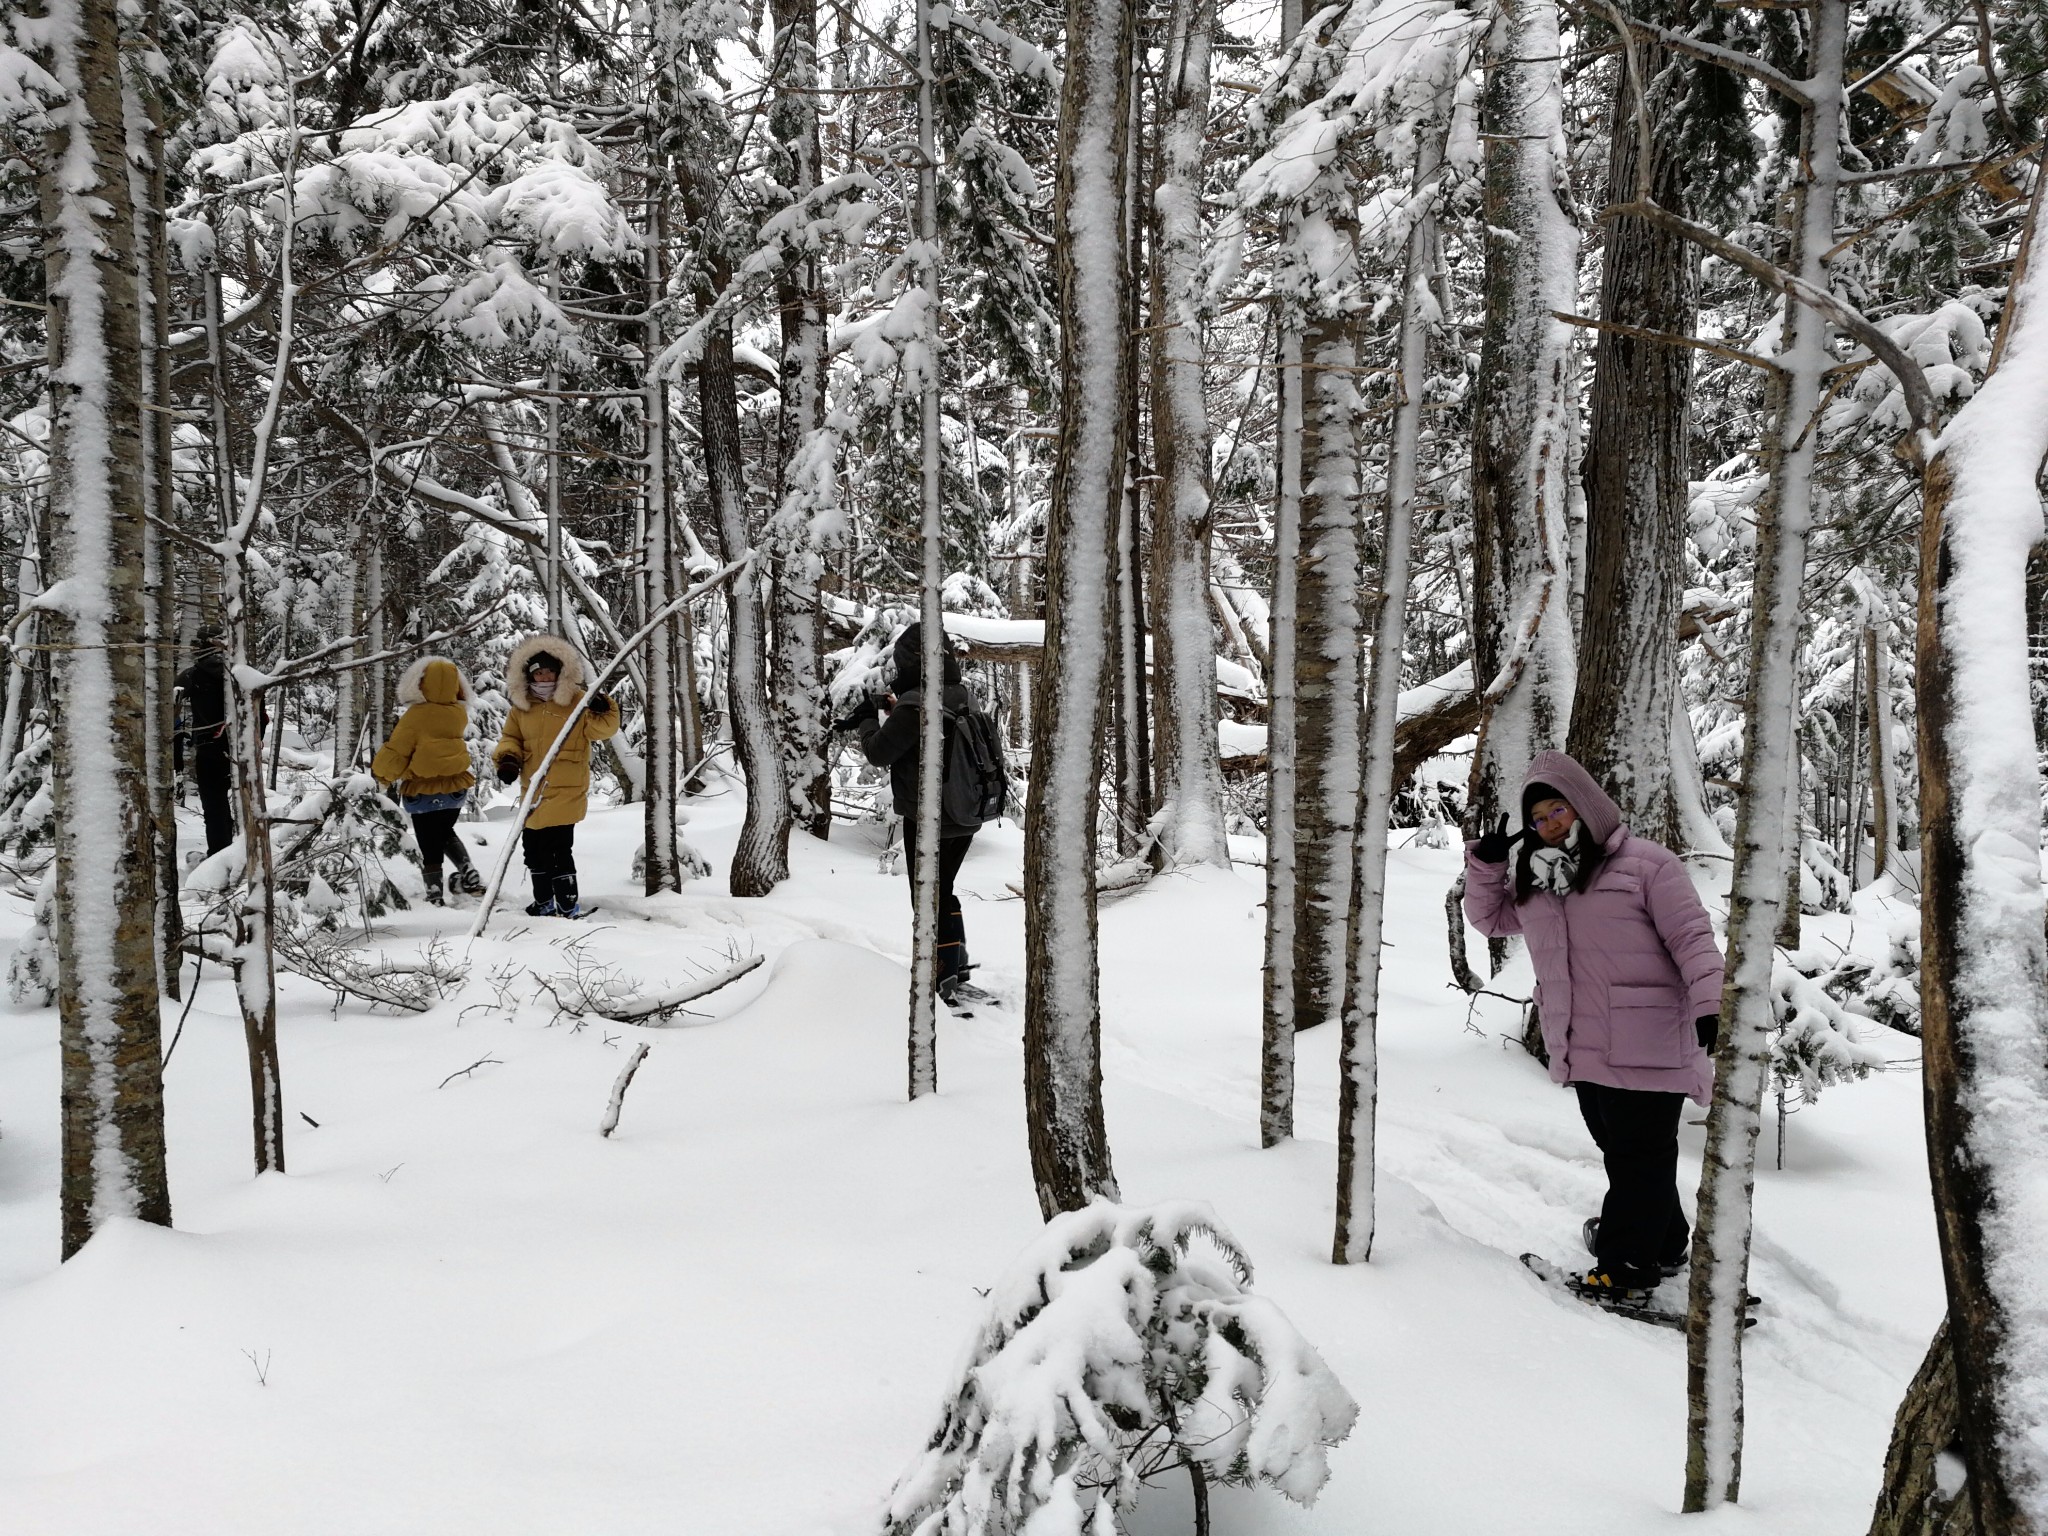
[0,778,1939,1533]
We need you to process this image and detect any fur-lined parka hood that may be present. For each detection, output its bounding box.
[396,656,473,709]
[504,634,589,711]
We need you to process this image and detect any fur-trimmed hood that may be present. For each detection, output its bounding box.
[504,634,588,711]
[396,656,473,709]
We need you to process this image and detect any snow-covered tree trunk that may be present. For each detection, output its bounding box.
[136,19,182,994]
[1114,105,1152,858]
[1290,287,1364,1036]
[1566,11,1693,850]
[208,249,287,1179]
[1144,0,1228,870]
[330,508,360,776]
[1022,0,1133,1215]
[907,0,944,1098]
[642,180,681,893]
[1683,3,1849,1505]
[1259,320,1302,1145]
[1335,104,1448,1266]
[770,0,833,843]
[693,239,791,896]
[1466,0,1578,832]
[1907,166,2048,1534]
[38,0,172,1257]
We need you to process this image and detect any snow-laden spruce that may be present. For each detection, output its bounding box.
[881,1201,1357,1533]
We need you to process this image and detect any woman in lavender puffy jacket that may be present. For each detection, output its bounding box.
[1463,749,1725,1303]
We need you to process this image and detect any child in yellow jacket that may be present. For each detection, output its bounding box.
[371,656,483,906]
[493,634,618,917]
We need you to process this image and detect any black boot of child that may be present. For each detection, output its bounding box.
[525,870,556,917]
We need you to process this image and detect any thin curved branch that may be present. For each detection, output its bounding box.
[1605,198,1940,453]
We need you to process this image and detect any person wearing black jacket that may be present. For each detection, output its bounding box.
[843,622,978,998]
[174,630,237,856]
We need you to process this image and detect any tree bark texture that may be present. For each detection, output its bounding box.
[1466,0,1579,835]
[1290,303,1364,1035]
[1911,167,2048,1532]
[1684,3,1849,1507]
[1566,21,1694,851]
[41,0,173,1257]
[770,0,834,842]
[699,316,793,896]
[1144,0,1228,870]
[1869,1322,1982,1536]
[1022,0,1133,1217]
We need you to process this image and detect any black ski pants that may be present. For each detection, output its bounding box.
[902,820,973,982]
[521,823,577,876]
[1575,1081,1691,1285]
[194,742,236,856]
[409,809,474,889]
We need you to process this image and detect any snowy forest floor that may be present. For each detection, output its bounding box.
[0,774,1939,1534]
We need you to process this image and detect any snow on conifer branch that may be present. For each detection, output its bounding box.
[881,1201,1357,1533]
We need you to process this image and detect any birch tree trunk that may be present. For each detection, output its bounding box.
[136,8,183,995]
[1566,9,1693,850]
[1022,0,1133,1216]
[1335,105,1448,1265]
[1290,285,1364,1035]
[1904,162,2048,1534]
[1145,0,1228,870]
[642,173,681,893]
[907,0,944,1098]
[771,0,833,843]
[39,0,173,1258]
[1684,2,1849,1505]
[1467,0,1579,833]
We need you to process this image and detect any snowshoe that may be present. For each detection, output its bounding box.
[452,865,486,897]
[939,977,1001,1015]
[1520,1253,1757,1332]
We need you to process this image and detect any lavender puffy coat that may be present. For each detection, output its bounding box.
[1463,751,1725,1105]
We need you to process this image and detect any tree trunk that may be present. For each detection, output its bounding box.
[40,0,173,1258]
[1566,12,1693,850]
[1292,292,1365,1036]
[1908,163,2048,1533]
[643,177,682,893]
[696,278,792,896]
[1466,0,1579,833]
[771,0,833,842]
[1022,0,1133,1217]
[1144,0,1227,870]
[1869,1322,1981,1536]
[907,0,944,1098]
[1684,3,1849,1506]
[137,10,183,997]
[1259,319,1302,1145]
[1335,105,1448,1265]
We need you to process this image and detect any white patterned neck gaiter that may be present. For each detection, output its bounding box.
[530,678,557,702]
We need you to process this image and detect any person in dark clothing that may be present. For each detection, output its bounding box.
[843,622,979,999]
[174,632,237,856]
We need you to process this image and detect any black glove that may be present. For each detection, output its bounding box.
[1696,1015,1720,1052]
[587,691,612,717]
[496,757,520,784]
[1474,814,1524,864]
[833,695,881,734]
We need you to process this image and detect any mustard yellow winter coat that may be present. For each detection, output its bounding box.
[371,657,477,798]
[492,635,620,829]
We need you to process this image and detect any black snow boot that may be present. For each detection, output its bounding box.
[553,873,583,919]
[451,862,485,896]
[422,880,446,908]
[524,871,556,917]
